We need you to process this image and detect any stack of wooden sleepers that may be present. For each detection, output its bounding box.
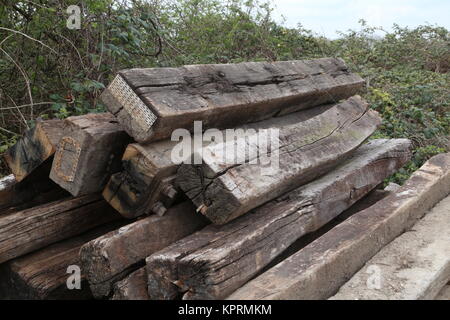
[0,57,448,300]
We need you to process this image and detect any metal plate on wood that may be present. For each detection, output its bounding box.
[54,136,81,182]
[108,75,157,131]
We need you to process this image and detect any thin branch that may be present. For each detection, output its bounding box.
[0,27,58,55]
[0,48,33,127]
[0,126,17,136]
[0,101,54,110]
[55,33,86,70]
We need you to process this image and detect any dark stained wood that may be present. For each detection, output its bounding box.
[146,139,411,299]
[0,172,69,215]
[112,268,149,300]
[0,222,124,300]
[177,95,382,225]
[80,201,208,298]
[102,140,180,219]
[49,113,130,196]
[0,194,121,264]
[101,58,364,142]
[261,189,392,273]
[4,119,65,182]
[228,152,450,300]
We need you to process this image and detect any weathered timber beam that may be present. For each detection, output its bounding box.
[102,140,179,218]
[79,201,208,298]
[105,97,372,219]
[104,103,327,219]
[104,102,335,219]
[262,188,393,272]
[0,173,69,215]
[228,152,450,300]
[111,268,149,300]
[0,222,124,300]
[178,95,381,225]
[49,113,130,196]
[330,194,450,300]
[101,57,364,142]
[4,119,64,182]
[146,139,411,300]
[0,194,121,264]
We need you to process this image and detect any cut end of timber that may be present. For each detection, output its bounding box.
[102,58,364,143]
[4,119,65,182]
[228,152,450,300]
[146,139,412,300]
[102,172,139,219]
[177,95,382,225]
[49,113,130,196]
[101,74,158,143]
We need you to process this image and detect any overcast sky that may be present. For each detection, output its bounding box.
[271,0,450,38]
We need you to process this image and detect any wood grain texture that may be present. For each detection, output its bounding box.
[178,95,381,225]
[0,194,121,264]
[330,195,450,300]
[0,222,123,300]
[49,113,130,196]
[146,139,411,300]
[4,119,65,182]
[103,102,327,219]
[101,58,364,142]
[0,172,69,215]
[103,103,329,219]
[112,268,149,300]
[80,201,208,298]
[228,152,450,300]
[102,140,179,218]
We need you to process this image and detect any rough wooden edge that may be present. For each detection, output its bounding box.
[330,195,450,300]
[111,268,149,300]
[228,153,450,300]
[3,120,64,182]
[146,139,411,300]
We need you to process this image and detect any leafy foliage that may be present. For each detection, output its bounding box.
[0,0,449,181]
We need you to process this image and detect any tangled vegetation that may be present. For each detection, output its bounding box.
[0,0,449,182]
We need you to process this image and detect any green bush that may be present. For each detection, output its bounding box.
[0,0,448,180]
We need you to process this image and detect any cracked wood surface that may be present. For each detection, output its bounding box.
[228,152,450,300]
[0,222,123,300]
[4,119,65,182]
[0,194,121,264]
[330,195,450,300]
[178,95,381,225]
[49,113,130,196]
[102,140,180,218]
[103,102,333,219]
[146,139,411,300]
[101,58,364,142]
[79,201,208,298]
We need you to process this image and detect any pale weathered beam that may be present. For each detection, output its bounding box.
[0,222,124,300]
[146,139,411,300]
[178,95,381,225]
[49,113,130,196]
[101,58,364,142]
[228,152,450,300]
[0,194,121,264]
[0,173,68,215]
[330,194,450,300]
